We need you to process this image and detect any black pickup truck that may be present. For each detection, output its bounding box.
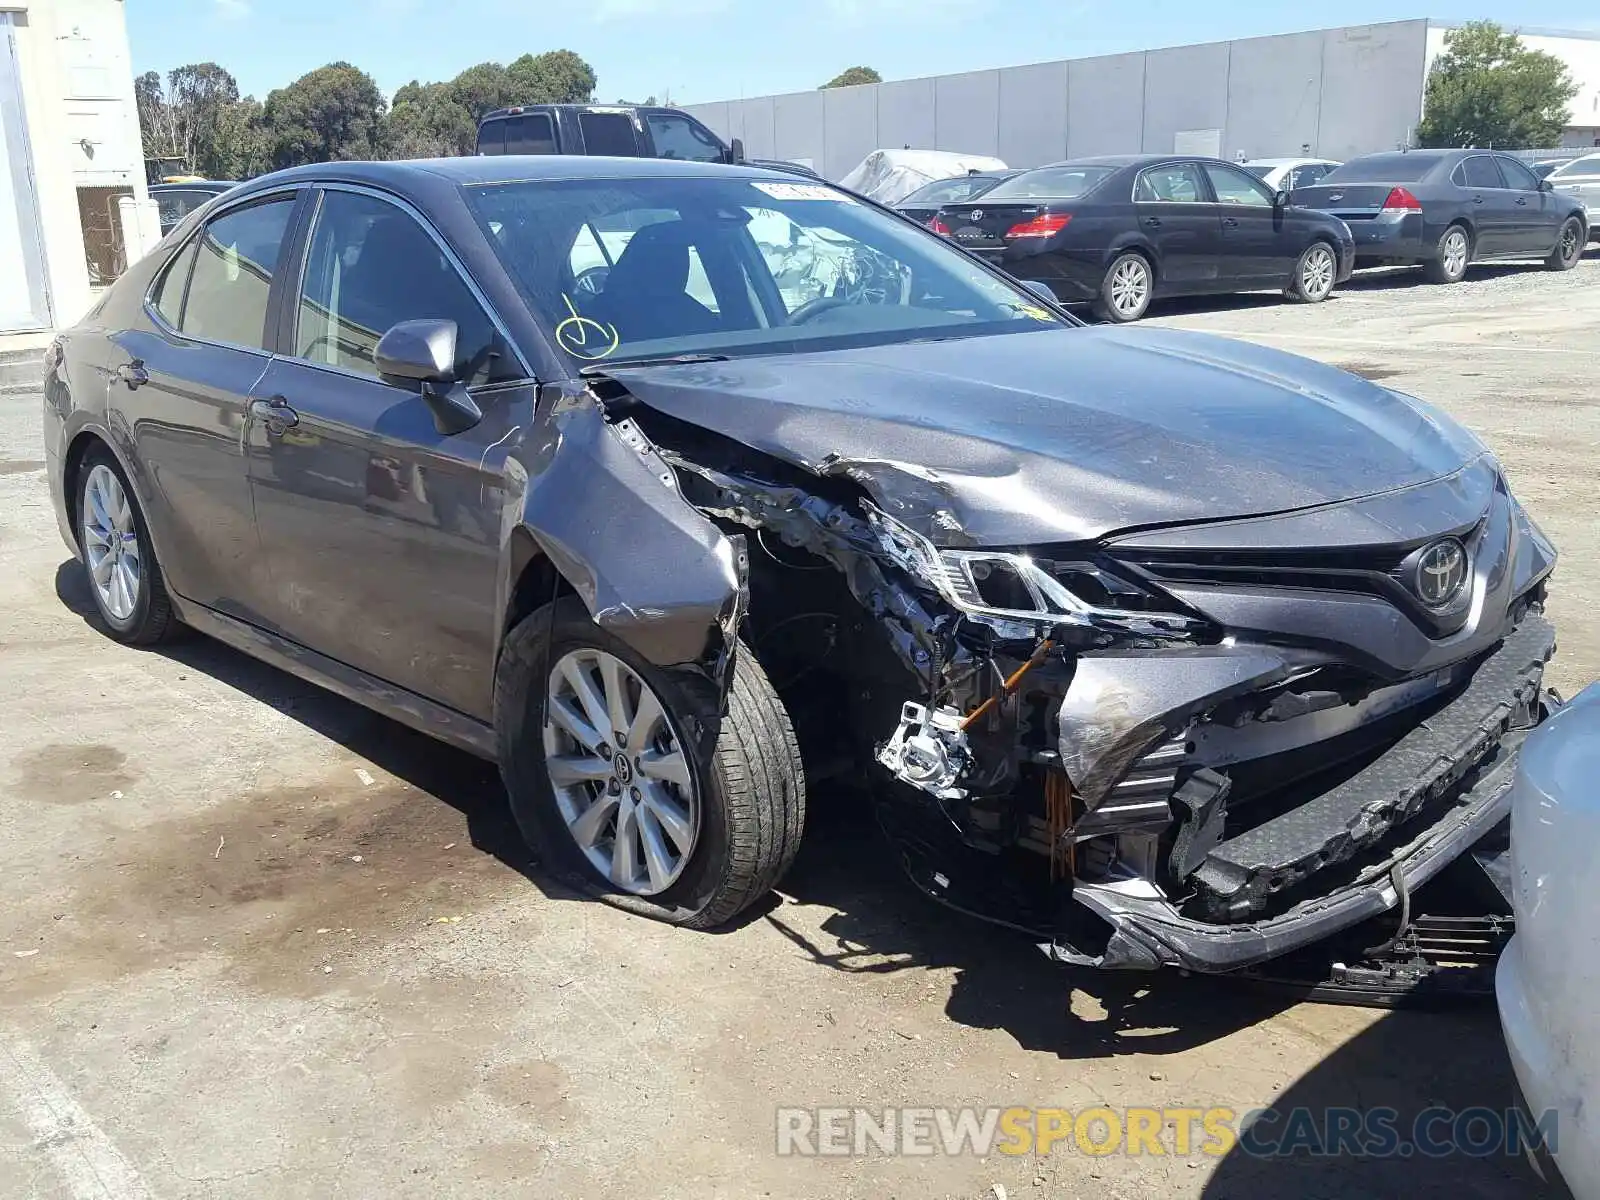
[475,103,819,177]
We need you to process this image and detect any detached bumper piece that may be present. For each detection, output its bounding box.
[1193,614,1555,921]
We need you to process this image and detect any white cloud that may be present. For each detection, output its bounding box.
[213,0,251,19]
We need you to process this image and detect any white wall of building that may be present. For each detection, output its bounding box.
[0,0,143,350]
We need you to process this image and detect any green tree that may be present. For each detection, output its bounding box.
[447,61,517,122]
[820,66,881,89]
[262,62,387,168]
[208,96,270,179]
[1416,22,1576,149]
[506,49,597,104]
[387,80,476,158]
[132,63,268,179]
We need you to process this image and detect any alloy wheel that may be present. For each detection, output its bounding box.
[1560,221,1580,263]
[542,648,700,896]
[1441,229,1468,278]
[1108,257,1150,318]
[1300,245,1336,300]
[82,464,142,622]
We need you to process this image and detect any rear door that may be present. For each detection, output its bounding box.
[113,191,302,619]
[1495,155,1562,254]
[245,186,532,718]
[1201,160,1300,283]
[1455,155,1513,255]
[641,110,727,163]
[576,110,642,157]
[1131,161,1221,288]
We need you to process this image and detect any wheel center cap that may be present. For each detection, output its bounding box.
[613,753,634,785]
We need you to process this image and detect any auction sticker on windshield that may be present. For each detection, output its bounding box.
[752,182,854,202]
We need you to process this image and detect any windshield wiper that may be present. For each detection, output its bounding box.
[579,353,731,374]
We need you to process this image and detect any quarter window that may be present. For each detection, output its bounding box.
[180,197,296,349]
[151,237,199,327]
[1202,162,1275,206]
[294,190,509,386]
[1133,163,1207,204]
[578,111,638,156]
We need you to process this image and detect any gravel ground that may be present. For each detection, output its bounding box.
[1,252,1594,1200]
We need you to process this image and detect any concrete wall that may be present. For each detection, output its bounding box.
[0,0,144,346]
[685,20,1438,180]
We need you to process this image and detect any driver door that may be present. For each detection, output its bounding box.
[245,186,530,720]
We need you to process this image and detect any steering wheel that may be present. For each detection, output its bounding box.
[786,295,853,325]
[573,265,610,299]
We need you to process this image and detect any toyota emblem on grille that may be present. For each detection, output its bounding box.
[1415,538,1469,607]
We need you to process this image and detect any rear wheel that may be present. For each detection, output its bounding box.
[496,596,805,928]
[1546,216,1585,271]
[1288,241,1338,303]
[1423,224,1471,284]
[77,448,180,644]
[1094,251,1153,322]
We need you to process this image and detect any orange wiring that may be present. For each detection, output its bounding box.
[959,639,1054,730]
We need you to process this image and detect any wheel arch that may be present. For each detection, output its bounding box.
[1105,237,1159,280]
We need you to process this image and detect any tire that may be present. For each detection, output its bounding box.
[1546,216,1585,271]
[1287,240,1338,303]
[1423,224,1471,284]
[496,595,805,928]
[76,446,180,645]
[1094,251,1153,322]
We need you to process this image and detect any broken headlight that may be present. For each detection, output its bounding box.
[868,508,1203,640]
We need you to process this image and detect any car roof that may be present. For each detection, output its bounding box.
[150,180,236,192]
[1244,157,1338,167]
[235,156,798,191]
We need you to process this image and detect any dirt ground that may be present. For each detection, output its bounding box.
[2,253,1596,1199]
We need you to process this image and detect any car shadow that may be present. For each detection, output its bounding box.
[50,560,1531,1088]
[1200,1005,1558,1198]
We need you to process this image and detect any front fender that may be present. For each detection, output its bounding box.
[505,386,745,670]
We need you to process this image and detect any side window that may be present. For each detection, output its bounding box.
[504,114,556,155]
[1133,162,1207,204]
[477,119,505,154]
[151,237,199,327]
[645,113,724,163]
[1461,156,1502,189]
[578,111,639,156]
[1291,164,1328,190]
[181,197,296,349]
[154,191,190,230]
[1496,157,1540,191]
[1202,162,1275,206]
[295,190,509,386]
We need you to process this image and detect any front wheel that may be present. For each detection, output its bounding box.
[1546,216,1585,271]
[1287,241,1338,303]
[1094,252,1153,322]
[496,596,805,928]
[1423,224,1471,284]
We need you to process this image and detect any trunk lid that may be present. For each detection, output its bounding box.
[1291,182,1404,220]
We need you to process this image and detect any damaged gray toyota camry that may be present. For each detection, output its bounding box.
[44,157,1558,975]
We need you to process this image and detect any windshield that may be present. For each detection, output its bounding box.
[1242,164,1271,180]
[983,165,1115,200]
[899,175,1003,206]
[468,175,1068,367]
[1322,154,1438,183]
[1551,155,1600,179]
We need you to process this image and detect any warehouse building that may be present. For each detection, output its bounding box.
[1,0,145,354]
[684,19,1600,182]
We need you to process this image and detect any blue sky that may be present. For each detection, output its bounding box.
[129,1,1600,104]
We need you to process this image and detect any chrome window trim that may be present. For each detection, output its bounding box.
[287,181,535,386]
[1130,162,1207,205]
[141,186,303,358]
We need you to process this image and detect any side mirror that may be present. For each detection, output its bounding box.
[1539,178,1555,193]
[1274,189,1292,208]
[729,136,746,164]
[1021,280,1057,304]
[374,319,483,436]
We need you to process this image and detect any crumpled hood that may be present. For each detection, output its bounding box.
[604,325,1485,546]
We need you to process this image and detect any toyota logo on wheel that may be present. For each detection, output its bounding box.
[1414,538,1469,607]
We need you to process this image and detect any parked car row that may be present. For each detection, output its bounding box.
[902,148,1594,322]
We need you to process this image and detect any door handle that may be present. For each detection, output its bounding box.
[1143,216,1162,227]
[1515,197,1528,205]
[249,395,299,435]
[1473,195,1485,204]
[115,359,149,389]
[1223,217,1240,228]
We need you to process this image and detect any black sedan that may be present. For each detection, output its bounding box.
[149,180,237,235]
[43,156,1559,979]
[1291,149,1589,282]
[930,155,1355,321]
[894,170,1022,226]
